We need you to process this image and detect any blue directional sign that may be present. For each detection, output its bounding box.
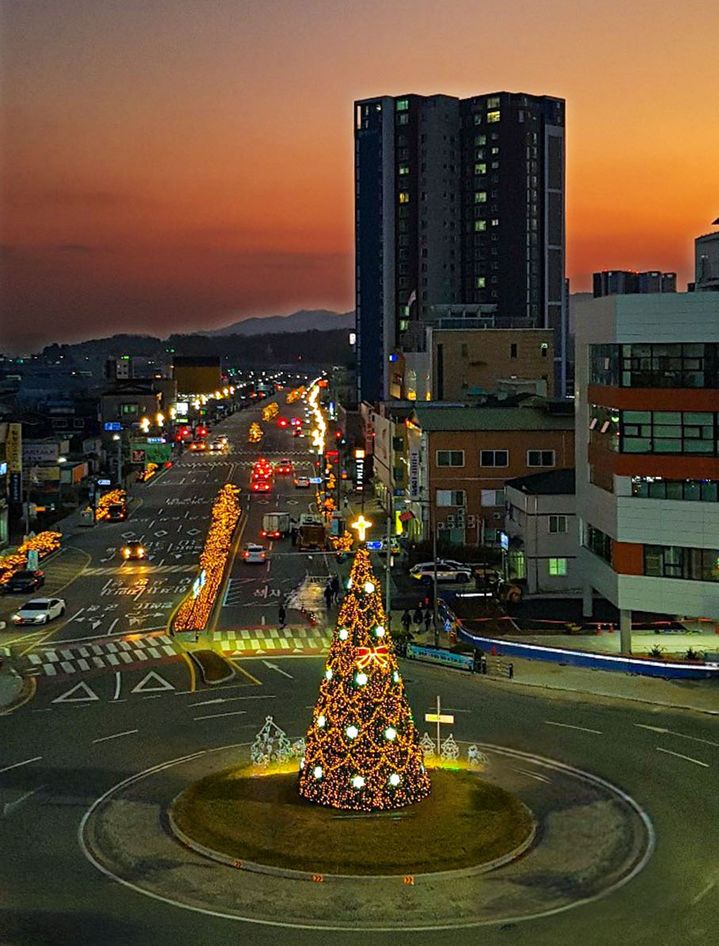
[104,422,122,432]
[309,476,323,484]
[366,540,382,550]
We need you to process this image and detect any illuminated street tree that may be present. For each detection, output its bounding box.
[298,547,431,811]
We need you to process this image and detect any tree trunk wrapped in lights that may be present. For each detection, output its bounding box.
[298,547,431,811]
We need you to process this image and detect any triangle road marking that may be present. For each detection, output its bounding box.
[130,670,176,694]
[52,681,100,704]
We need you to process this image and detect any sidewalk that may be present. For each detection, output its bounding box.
[0,663,27,712]
[394,618,719,716]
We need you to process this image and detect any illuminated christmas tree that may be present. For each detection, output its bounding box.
[298,546,431,811]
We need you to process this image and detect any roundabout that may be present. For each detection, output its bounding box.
[79,739,653,931]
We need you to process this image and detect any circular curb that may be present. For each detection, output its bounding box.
[167,788,537,883]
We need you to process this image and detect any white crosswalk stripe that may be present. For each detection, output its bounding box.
[83,564,198,575]
[17,634,181,678]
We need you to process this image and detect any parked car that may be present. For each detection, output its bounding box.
[242,543,267,564]
[12,597,66,625]
[121,541,146,561]
[410,560,473,584]
[294,475,311,488]
[3,569,45,594]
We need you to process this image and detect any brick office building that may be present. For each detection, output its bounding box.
[404,401,574,545]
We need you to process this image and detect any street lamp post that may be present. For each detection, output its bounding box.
[112,434,123,486]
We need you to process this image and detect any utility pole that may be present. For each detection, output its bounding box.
[114,434,123,486]
[385,426,393,624]
[432,519,439,648]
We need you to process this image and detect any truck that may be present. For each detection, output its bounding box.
[298,515,327,551]
[261,511,290,539]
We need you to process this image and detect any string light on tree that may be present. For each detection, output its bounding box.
[298,547,431,811]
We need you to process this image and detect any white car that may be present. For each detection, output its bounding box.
[410,560,472,584]
[12,597,66,625]
[294,476,311,488]
[242,543,267,564]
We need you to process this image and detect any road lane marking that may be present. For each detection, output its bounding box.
[262,659,293,679]
[2,786,45,817]
[107,618,120,635]
[190,695,275,707]
[634,723,719,749]
[656,747,709,768]
[229,659,262,686]
[112,672,122,701]
[0,756,42,775]
[193,710,247,721]
[692,879,716,905]
[514,768,550,784]
[544,721,603,735]
[92,729,139,745]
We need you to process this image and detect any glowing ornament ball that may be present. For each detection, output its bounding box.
[298,546,431,812]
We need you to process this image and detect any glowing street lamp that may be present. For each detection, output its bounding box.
[139,416,150,434]
[156,412,165,427]
[351,515,372,543]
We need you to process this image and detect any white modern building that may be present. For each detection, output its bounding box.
[574,293,719,652]
[505,469,578,595]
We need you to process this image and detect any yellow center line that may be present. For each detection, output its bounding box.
[181,652,197,692]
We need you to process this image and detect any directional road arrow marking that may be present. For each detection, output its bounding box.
[52,681,100,704]
[262,660,294,679]
[91,620,102,630]
[131,670,176,694]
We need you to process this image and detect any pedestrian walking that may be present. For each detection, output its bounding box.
[278,604,287,630]
[323,583,334,610]
[401,609,412,634]
[412,603,423,628]
[424,608,432,634]
[330,574,340,603]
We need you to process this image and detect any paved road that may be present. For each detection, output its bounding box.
[1,653,717,945]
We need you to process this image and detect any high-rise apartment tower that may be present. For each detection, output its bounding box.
[354,91,566,402]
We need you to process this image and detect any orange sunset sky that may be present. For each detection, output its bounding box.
[1,0,717,352]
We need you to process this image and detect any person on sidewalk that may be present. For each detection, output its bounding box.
[401,609,412,635]
[412,604,423,628]
[424,608,432,635]
[323,582,334,610]
[330,574,340,603]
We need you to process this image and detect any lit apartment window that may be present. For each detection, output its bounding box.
[474,220,487,232]
[480,449,509,467]
[396,99,409,111]
[486,96,500,109]
[436,450,464,467]
[474,163,486,175]
[398,163,410,175]
[487,110,501,123]
[474,192,487,203]
[527,450,555,467]
[549,515,568,533]
[476,276,486,288]
[491,218,499,226]
[548,558,568,576]
[399,192,410,204]
[475,134,486,145]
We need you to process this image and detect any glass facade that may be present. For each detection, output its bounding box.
[632,478,719,502]
[590,343,719,388]
[585,524,612,563]
[590,406,718,456]
[644,545,719,582]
